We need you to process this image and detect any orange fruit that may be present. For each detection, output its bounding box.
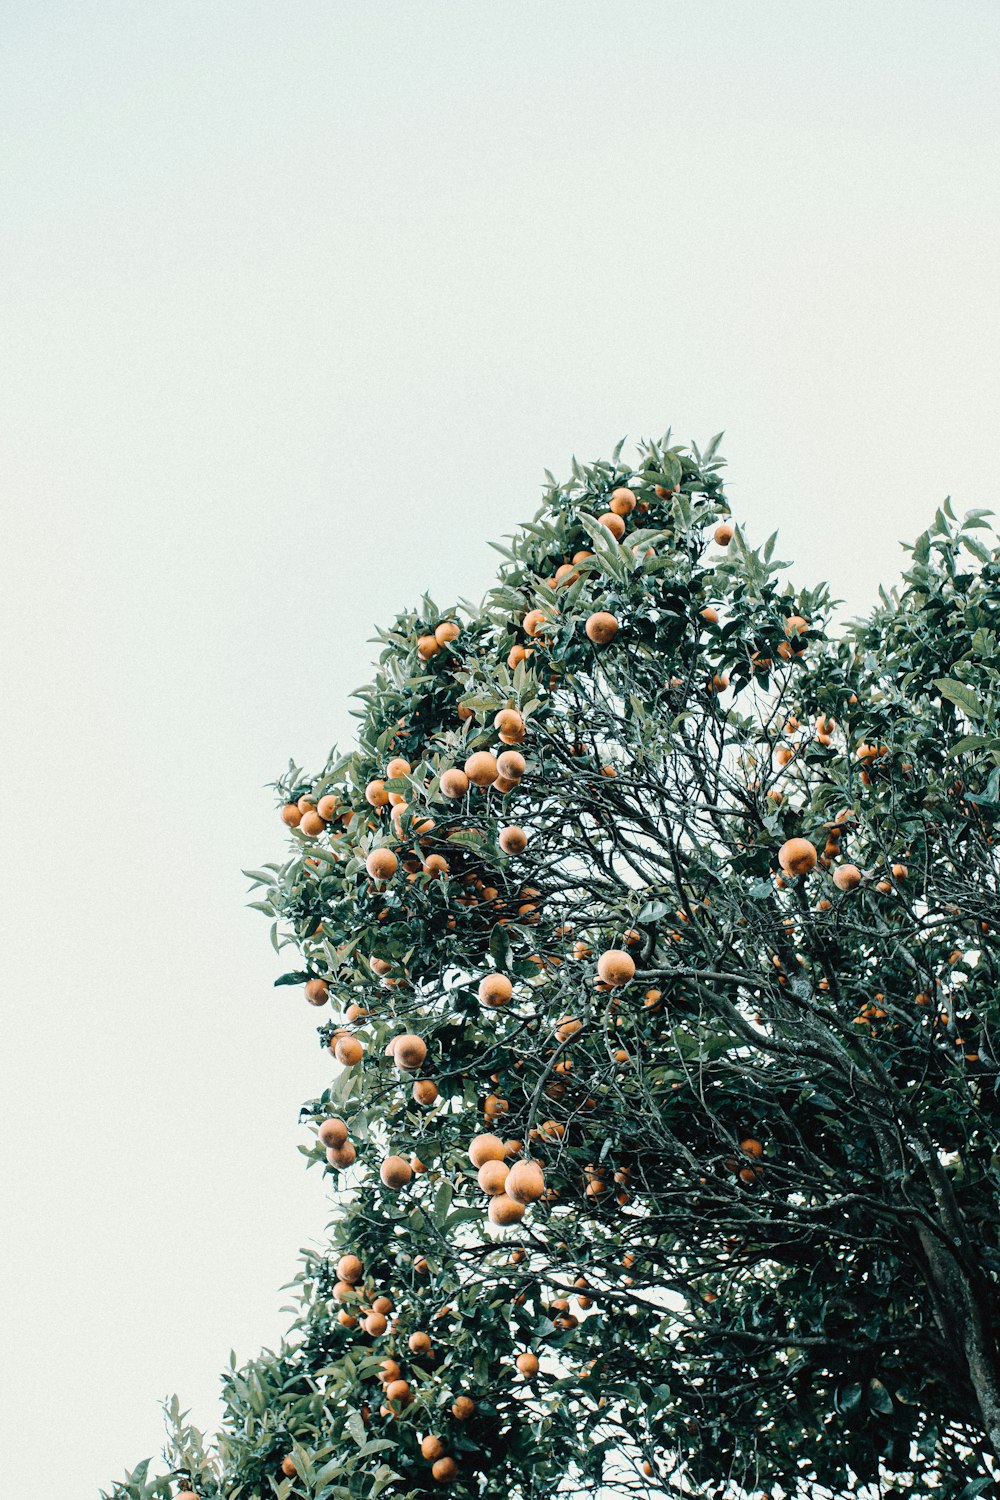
[409,1330,433,1355]
[412,1079,439,1105]
[713,522,734,545]
[597,512,626,539]
[334,1035,363,1067]
[366,848,398,880]
[365,779,389,807]
[305,977,329,1007]
[464,751,499,787]
[440,768,470,798]
[499,825,528,854]
[337,1253,363,1284]
[451,1396,475,1420]
[478,973,513,1007]
[300,808,325,836]
[522,609,548,636]
[468,1133,507,1168]
[392,1033,427,1070]
[318,1117,348,1149]
[832,864,862,891]
[364,1310,388,1336]
[280,803,302,827]
[585,611,619,645]
[478,1160,510,1195]
[435,620,460,646]
[700,606,719,625]
[386,757,412,779]
[609,486,636,516]
[326,1141,356,1169]
[380,1155,413,1189]
[417,634,439,660]
[432,1457,457,1482]
[496,749,526,780]
[515,1350,539,1377]
[506,1160,545,1204]
[421,1435,446,1460]
[281,1457,297,1478]
[494,708,525,742]
[488,1194,526,1226]
[777,838,816,877]
[597,949,635,987]
[317,794,339,821]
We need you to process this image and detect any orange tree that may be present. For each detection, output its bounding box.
[112,435,1000,1500]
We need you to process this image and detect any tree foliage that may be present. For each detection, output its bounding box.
[110,434,1000,1500]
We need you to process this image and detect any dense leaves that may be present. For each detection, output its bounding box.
[110,435,1000,1500]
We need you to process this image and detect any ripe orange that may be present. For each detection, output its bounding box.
[318,1117,348,1149]
[506,1160,545,1204]
[478,1160,510,1195]
[412,1079,439,1105]
[464,751,499,787]
[609,486,636,516]
[364,1310,388,1336]
[435,620,460,646]
[386,757,412,779]
[494,708,525,742]
[417,634,439,660]
[392,1033,427,1070]
[440,768,470,798]
[496,749,526,780]
[334,1035,363,1067]
[421,1435,446,1460]
[317,794,339,821]
[777,838,816,877]
[488,1194,526,1226]
[300,808,325,837]
[499,825,528,854]
[468,1133,507,1168]
[326,1141,356,1169]
[597,512,626,540]
[365,779,389,807]
[516,1350,540,1377]
[714,522,734,545]
[478,973,513,1007]
[451,1396,475,1420]
[337,1253,363,1284]
[700,606,719,626]
[784,614,808,637]
[380,1155,413,1189]
[432,1457,457,1482]
[832,864,862,892]
[281,1456,297,1477]
[585,611,619,645]
[366,848,398,881]
[597,949,635,987]
[385,1377,412,1406]
[522,609,548,636]
[281,803,302,827]
[409,1330,433,1355]
[305,977,329,1007]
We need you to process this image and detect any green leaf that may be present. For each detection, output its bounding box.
[935,678,983,719]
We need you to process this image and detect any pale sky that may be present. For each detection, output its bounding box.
[2,3,999,1494]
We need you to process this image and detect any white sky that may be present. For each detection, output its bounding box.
[1,3,998,1494]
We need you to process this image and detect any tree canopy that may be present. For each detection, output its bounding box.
[110,433,1000,1500]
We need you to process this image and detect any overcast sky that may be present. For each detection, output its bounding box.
[2,3,999,1494]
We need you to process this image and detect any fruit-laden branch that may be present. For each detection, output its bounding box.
[119,439,1000,1500]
